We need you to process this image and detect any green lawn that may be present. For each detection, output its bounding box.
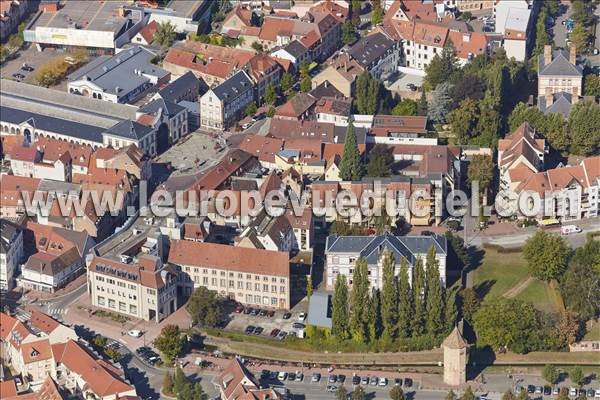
[514,279,557,313]
[471,249,530,299]
[583,320,600,341]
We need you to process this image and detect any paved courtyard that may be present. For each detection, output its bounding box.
[386,71,425,99]
[155,131,227,177]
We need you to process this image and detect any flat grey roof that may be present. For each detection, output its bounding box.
[28,0,130,33]
[0,79,137,128]
[167,0,207,18]
[306,292,332,329]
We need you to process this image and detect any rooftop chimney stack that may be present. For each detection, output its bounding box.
[545,94,553,107]
[570,46,577,65]
[543,45,552,66]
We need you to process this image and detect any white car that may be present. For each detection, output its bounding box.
[278,371,288,381]
[128,330,143,337]
[594,389,600,398]
[379,377,388,386]
[569,388,578,396]
[242,122,252,130]
[298,312,307,321]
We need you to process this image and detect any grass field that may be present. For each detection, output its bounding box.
[471,249,561,314]
[470,249,530,298]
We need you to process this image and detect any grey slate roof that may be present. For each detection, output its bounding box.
[213,70,253,101]
[306,292,332,329]
[537,92,574,119]
[104,120,153,140]
[0,106,106,143]
[69,46,169,98]
[349,32,396,70]
[157,71,204,102]
[538,50,583,77]
[283,40,308,58]
[0,218,21,254]
[140,98,186,117]
[332,125,368,145]
[326,233,447,265]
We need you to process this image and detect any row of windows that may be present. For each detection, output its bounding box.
[97,296,137,315]
[194,275,287,293]
[183,267,285,283]
[245,294,282,306]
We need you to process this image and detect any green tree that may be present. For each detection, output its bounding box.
[584,73,600,97]
[351,0,361,27]
[173,367,188,395]
[339,121,363,181]
[458,11,472,21]
[534,9,551,55]
[371,0,383,25]
[350,257,370,342]
[155,21,177,48]
[368,287,382,341]
[390,385,405,400]
[245,102,258,117]
[508,102,569,153]
[397,257,413,338]
[392,99,418,116]
[569,24,590,54]
[366,144,393,177]
[163,372,174,396]
[517,390,531,400]
[332,274,350,339]
[458,288,479,322]
[569,366,584,387]
[0,45,9,61]
[178,382,192,400]
[352,385,366,400]
[542,364,560,384]
[187,286,223,327]
[266,106,276,118]
[449,98,479,144]
[192,382,205,400]
[474,97,500,147]
[341,21,357,45]
[425,246,444,335]
[381,251,398,339]
[336,386,348,400]
[557,388,570,400]
[300,74,312,92]
[251,41,264,52]
[412,257,426,335]
[280,72,294,92]
[473,298,541,353]
[427,82,454,124]
[417,91,428,116]
[462,386,475,400]
[7,33,23,49]
[306,275,313,301]
[523,231,569,281]
[560,245,600,320]
[155,324,185,365]
[569,101,600,155]
[502,390,516,400]
[264,83,277,105]
[447,390,458,400]
[424,44,458,91]
[444,287,458,332]
[467,155,494,196]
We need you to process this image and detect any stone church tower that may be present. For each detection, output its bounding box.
[443,326,468,386]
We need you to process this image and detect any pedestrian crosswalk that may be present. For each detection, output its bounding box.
[46,308,68,315]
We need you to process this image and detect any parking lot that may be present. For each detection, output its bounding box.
[386,71,425,99]
[155,130,227,176]
[0,46,59,84]
[225,306,308,341]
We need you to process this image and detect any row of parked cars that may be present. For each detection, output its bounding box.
[261,370,412,390]
[518,385,600,398]
[244,325,302,340]
[135,346,161,365]
[12,63,34,81]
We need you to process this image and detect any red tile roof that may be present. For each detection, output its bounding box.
[238,135,284,164]
[21,339,53,364]
[169,240,290,277]
[137,20,158,43]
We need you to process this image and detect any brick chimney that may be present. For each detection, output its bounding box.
[545,94,553,107]
[569,46,577,65]
[543,45,552,66]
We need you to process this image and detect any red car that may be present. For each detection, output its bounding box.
[266,310,275,317]
[269,328,280,337]
[235,305,244,313]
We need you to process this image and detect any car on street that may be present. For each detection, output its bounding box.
[242,122,252,130]
[352,375,361,385]
[245,325,256,334]
[594,389,600,398]
[259,309,267,317]
[276,331,287,340]
[298,312,307,321]
[278,372,288,381]
[395,378,402,386]
[295,373,303,382]
[12,73,25,80]
[326,385,337,392]
[535,386,543,394]
[291,322,305,329]
[253,326,264,335]
[21,64,34,72]
[287,373,296,381]
[235,305,244,313]
[282,312,292,319]
[250,308,260,316]
[379,377,388,386]
[128,330,143,337]
[328,375,337,383]
[311,373,321,382]
[404,378,413,387]
[269,328,280,337]
[136,346,150,355]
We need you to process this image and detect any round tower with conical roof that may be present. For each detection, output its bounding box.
[443,325,468,386]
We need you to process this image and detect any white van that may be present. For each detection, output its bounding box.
[561,225,582,235]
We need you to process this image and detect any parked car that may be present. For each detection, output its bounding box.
[282,312,292,319]
[338,375,346,384]
[552,387,560,395]
[12,73,25,80]
[243,307,253,315]
[569,388,578,396]
[326,385,337,392]
[242,122,252,130]
[594,389,600,398]
[298,312,307,321]
[128,330,143,337]
[544,386,551,396]
[269,371,278,380]
[311,373,321,383]
[250,308,260,316]
[535,386,543,394]
[292,322,305,329]
[328,375,337,383]
[245,325,256,334]
[253,326,264,335]
[404,378,413,387]
[276,331,287,340]
[379,377,388,386]
[352,375,361,385]
[21,64,34,72]
[287,373,296,381]
[527,385,536,394]
[395,378,403,386]
[259,309,267,317]
[278,371,288,381]
[234,305,244,313]
[266,310,275,317]
[295,373,303,382]
[269,328,280,337]
[370,376,378,386]
[587,389,596,398]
